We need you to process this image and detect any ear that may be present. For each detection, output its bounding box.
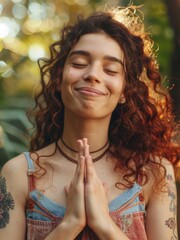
[119,94,126,104]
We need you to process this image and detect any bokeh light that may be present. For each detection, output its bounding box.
[0,22,9,38]
[0,3,3,14]
[11,0,25,3]
[0,17,20,39]
[28,2,47,19]
[12,3,27,19]
[0,61,7,72]
[28,44,46,61]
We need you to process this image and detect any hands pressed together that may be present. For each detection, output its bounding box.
[63,138,111,236]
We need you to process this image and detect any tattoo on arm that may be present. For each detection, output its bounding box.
[165,217,177,240]
[165,174,177,239]
[0,176,15,229]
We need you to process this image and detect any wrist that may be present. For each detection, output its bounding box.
[88,215,111,237]
[90,216,129,240]
[59,216,84,238]
[44,218,82,240]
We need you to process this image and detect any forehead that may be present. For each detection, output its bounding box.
[69,33,124,60]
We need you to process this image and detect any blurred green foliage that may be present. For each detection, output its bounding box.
[0,0,175,167]
[0,108,31,163]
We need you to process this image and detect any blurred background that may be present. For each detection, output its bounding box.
[0,0,179,235]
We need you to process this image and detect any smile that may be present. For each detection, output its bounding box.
[75,87,106,96]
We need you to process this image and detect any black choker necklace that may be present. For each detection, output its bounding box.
[61,137,109,154]
[56,141,109,164]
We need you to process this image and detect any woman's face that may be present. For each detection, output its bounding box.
[61,32,125,119]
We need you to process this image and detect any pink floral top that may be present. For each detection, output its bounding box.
[25,152,147,240]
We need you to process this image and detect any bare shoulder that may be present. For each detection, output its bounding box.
[161,157,175,172]
[1,153,29,203]
[1,153,28,178]
[152,157,176,197]
[142,157,175,204]
[153,157,175,187]
[146,157,175,183]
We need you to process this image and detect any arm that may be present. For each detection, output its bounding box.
[0,156,27,240]
[146,160,178,240]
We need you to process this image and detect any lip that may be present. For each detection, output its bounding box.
[75,87,106,96]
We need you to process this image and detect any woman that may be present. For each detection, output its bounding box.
[0,5,179,240]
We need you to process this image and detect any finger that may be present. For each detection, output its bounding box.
[71,140,85,183]
[85,155,94,183]
[74,156,85,184]
[77,140,86,181]
[85,145,90,158]
[78,156,85,182]
[82,138,88,156]
[82,138,88,146]
[73,139,83,176]
[83,139,92,183]
[77,139,84,159]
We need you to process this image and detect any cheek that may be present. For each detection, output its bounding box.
[61,69,77,102]
[109,78,125,95]
[63,73,80,91]
[62,66,70,83]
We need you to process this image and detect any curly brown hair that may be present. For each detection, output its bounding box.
[28,6,179,188]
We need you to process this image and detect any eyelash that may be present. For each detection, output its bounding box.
[71,63,119,75]
[72,63,87,68]
[105,69,118,75]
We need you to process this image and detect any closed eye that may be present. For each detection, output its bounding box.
[105,69,119,75]
[72,63,87,68]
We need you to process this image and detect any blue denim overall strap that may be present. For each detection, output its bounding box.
[24,152,35,175]
[24,152,36,192]
[109,182,145,213]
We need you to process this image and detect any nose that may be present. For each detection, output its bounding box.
[83,64,101,83]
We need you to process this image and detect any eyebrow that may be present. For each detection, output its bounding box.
[69,50,124,66]
[104,56,124,66]
[69,50,90,58]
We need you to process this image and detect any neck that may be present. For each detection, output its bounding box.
[62,111,111,152]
